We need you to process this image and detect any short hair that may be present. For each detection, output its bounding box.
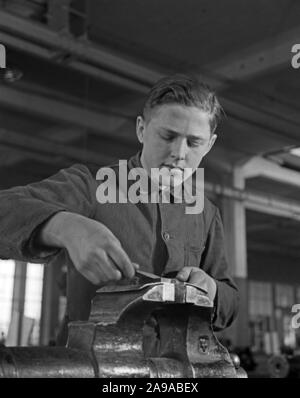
[142,74,223,133]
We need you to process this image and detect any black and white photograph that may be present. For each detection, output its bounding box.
[0,0,299,383]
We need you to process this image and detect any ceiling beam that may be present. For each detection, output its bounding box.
[0,33,150,95]
[205,181,300,221]
[0,85,136,142]
[204,26,300,89]
[0,128,117,166]
[240,156,300,188]
[0,9,161,85]
[221,98,300,143]
[0,31,149,94]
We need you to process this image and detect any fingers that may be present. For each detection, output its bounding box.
[107,241,137,279]
[189,269,208,291]
[79,241,139,285]
[81,250,122,285]
[189,269,216,300]
[101,253,122,281]
[176,267,208,291]
[176,266,193,281]
[67,218,140,285]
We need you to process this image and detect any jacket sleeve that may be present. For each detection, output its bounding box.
[0,164,97,263]
[201,208,239,331]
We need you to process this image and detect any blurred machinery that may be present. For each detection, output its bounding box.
[268,354,300,378]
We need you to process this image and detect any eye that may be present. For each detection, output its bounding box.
[187,138,204,148]
[160,132,175,141]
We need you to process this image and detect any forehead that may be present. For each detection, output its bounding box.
[148,104,211,136]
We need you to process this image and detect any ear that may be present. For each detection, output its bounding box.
[136,116,145,144]
[204,134,217,156]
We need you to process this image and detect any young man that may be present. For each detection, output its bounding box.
[0,74,238,344]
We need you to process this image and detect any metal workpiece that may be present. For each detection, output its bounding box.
[0,275,246,378]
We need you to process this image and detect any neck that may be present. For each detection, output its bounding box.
[140,152,150,175]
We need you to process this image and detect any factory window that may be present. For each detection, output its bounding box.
[274,284,297,350]
[4,262,45,346]
[0,260,15,344]
[275,284,294,308]
[249,281,274,353]
[249,281,272,316]
[24,263,44,346]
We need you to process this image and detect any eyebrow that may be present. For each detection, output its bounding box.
[161,128,206,141]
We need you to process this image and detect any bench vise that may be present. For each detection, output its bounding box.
[0,273,246,378]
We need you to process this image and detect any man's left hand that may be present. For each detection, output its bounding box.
[176,267,217,302]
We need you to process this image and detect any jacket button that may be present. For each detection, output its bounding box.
[163,232,170,241]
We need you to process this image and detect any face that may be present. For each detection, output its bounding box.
[136,104,217,187]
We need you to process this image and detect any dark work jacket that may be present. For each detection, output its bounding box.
[0,152,239,343]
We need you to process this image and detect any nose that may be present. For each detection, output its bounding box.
[171,137,188,161]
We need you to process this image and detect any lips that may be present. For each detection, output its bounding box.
[162,164,184,171]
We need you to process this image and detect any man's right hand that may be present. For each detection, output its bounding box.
[38,211,138,285]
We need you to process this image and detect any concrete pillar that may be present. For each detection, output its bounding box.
[10,261,27,346]
[40,263,60,346]
[221,168,249,348]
